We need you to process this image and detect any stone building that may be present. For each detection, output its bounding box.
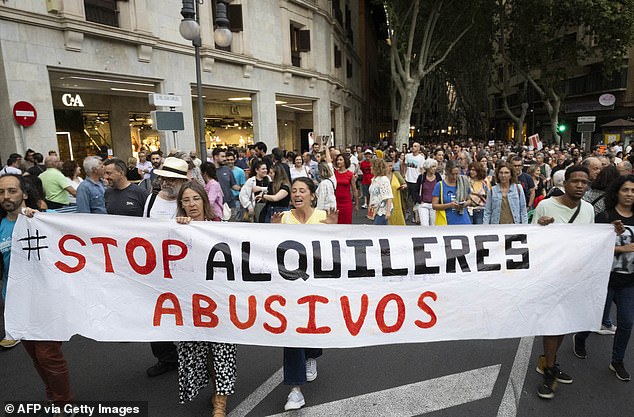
[0,0,386,162]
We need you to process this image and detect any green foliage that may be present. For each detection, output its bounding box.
[501,0,634,81]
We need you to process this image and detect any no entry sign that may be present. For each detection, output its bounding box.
[13,101,37,127]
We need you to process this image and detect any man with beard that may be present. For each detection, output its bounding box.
[103,158,149,217]
[139,150,163,193]
[142,157,189,376]
[0,175,76,409]
[212,148,239,209]
[143,157,189,218]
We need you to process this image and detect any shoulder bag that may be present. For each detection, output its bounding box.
[435,181,448,226]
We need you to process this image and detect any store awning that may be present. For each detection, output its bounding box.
[601,118,634,128]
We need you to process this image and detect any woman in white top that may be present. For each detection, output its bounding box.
[315,161,337,210]
[289,154,310,181]
[61,159,83,205]
[368,158,393,225]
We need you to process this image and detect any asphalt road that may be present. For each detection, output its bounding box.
[2,209,633,417]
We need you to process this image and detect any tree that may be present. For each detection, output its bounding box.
[496,0,634,145]
[383,0,479,145]
[441,4,496,139]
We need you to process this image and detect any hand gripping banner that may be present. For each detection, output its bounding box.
[5,213,615,348]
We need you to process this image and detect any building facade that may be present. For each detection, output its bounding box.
[0,0,376,163]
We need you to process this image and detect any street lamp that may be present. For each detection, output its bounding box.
[179,0,233,161]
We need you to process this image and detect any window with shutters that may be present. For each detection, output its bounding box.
[290,25,310,68]
[211,2,243,51]
[84,0,118,27]
[334,45,342,68]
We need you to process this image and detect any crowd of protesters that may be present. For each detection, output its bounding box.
[1,136,634,414]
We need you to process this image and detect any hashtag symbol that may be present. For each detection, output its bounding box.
[18,229,48,261]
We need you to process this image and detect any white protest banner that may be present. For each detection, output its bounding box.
[6,214,614,348]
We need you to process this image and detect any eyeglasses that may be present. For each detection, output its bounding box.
[181,196,203,205]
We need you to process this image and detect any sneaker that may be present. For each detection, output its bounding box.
[597,324,617,335]
[535,355,573,384]
[573,334,587,359]
[305,358,317,382]
[361,204,368,209]
[610,362,631,381]
[146,361,177,377]
[537,366,557,399]
[284,388,305,411]
[0,339,20,349]
[537,380,556,399]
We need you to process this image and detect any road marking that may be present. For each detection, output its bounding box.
[266,364,501,417]
[228,367,283,417]
[496,336,534,417]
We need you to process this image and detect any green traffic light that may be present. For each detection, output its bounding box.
[557,123,567,133]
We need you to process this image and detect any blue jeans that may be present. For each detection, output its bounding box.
[373,214,388,225]
[577,285,634,362]
[283,347,322,385]
[471,209,484,225]
[264,206,289,223]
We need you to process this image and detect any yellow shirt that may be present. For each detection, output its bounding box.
[281,209,327,224]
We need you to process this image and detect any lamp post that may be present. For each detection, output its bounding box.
[179,0,233,161]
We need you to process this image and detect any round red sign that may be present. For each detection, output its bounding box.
[13,101,37,127]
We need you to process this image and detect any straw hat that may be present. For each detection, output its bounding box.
[152,157,189,179]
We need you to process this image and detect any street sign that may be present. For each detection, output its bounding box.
[577,116,596,123]
[150,111,184,131]
[149,93,182,107]
[577,123,596,133]
[13,101,37,127]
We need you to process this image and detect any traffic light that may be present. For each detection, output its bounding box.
[557,121,567,133]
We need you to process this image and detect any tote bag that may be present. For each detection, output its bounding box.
[435,181,448,226]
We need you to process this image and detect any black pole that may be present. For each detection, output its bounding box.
[194,1,206,162]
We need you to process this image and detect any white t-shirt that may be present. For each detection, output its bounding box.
[349,154,360,175]
[137,161,153,180]
[144,194,177,219]
[289,165,310,181]
[532,197,594,224]
[0,166,21,176]
[404,153,426,183]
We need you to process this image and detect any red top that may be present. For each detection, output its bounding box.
[360,160,373,185]
[334,169,354,204]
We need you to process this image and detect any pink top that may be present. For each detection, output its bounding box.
[205,179,224,219]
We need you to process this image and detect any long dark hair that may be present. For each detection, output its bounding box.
[176,180,216,220]
[604,174,634,211]
[592,165,619,191]
[270,163,290,193]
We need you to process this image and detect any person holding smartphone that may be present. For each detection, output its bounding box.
[431,160,472,225]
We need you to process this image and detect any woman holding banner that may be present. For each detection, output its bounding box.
[271,177,337,411]
[573,174,634,382]
[175,181,236,417]
[483,162,528,225]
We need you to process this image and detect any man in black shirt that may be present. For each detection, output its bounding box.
[103,159,149,217]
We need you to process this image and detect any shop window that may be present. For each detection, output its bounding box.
[290,25,310,67]
[129,113,161,156]
[84,0,118,27]
[55,110,112,162]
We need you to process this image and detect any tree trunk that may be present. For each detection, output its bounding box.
[395,81,420,145]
